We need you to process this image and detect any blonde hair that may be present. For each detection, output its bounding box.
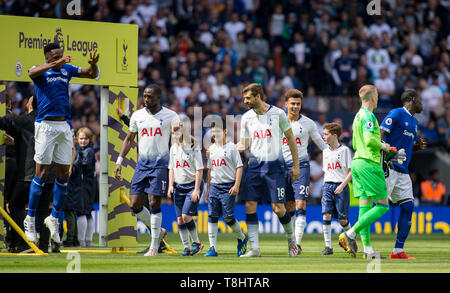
[172,123,200,151]
[359,85,378,102]
[76,127,93,142]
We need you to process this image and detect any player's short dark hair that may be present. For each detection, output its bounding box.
[44,43,61,54]
[144,84,162,98]
[323,122,342,138]
[242,83,264,100]
[284,89,303,102]
[401,90,419,104]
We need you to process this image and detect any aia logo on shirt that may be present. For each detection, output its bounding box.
[253,129,272,139]
[211,159,227,167]
[327,162,342,170]
[175,161,190,168]
[282,137,302,146]
[141,127,162,137]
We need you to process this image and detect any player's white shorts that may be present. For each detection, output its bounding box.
[34,120,73,165]
[386,168,414,204]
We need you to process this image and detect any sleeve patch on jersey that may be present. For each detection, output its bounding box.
[385,118,392,126]
[366,121,374,129]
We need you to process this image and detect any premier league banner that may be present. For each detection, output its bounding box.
[0,15,137,87]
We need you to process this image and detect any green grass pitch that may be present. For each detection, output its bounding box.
[1,233,450,273]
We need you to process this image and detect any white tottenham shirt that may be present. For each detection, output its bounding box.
[169,143,204,185]
[129,106,180,169]
[282,114,327,165]
[207,142,243,184]
[240,105,291,173]
[322,144,352,183]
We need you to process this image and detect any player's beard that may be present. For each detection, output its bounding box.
[146,102,159,113]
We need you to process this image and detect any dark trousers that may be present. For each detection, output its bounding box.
[64,209,78,243]
[7,181,52,251]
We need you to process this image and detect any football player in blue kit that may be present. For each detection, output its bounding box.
[380,90,427,259]
[24,43,99,244]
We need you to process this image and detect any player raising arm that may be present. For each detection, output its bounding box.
[237,83,300,257]
[338,85,391,259]
[24,43,99,244]
[380,90,426,259]
[281,89,327,253]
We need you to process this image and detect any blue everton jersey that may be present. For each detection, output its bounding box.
[31,63,81,123]
[380,107,418,174]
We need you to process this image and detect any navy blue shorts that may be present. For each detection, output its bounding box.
[321,182,350,220]
[173,182,203,217]
[240,171,286,203]
[208,182,236,219]
[130,167,168,197]
[285,161,311,202]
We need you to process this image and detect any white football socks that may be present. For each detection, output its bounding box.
[208,222,218,249]
[295,215,306,245]
[136,206,151,229]
[150,212,162,250]
[247,223,259,250]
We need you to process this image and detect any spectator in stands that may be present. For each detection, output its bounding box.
[420,170,447,205]
[269,4,285,44]
[247,27,270,65]
[419,119,440,147]
[233,32,248,61]
[374,68,396,110]
[420,75,444,119]
[366,37,391,79]
[224,12,245,43]
[332,45,356,96]
[437,108,450,143]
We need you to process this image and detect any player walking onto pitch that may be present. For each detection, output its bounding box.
[168,122,204,256]
[24,43,99,244]
[320,123,353,255]
[380,90,426,259]
[237,83,300,257]
[339,85,391,259]
[281,89,327,253]
[115,85,180,256]
[204,119,248,257]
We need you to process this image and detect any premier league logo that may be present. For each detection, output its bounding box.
[53,28,64,53]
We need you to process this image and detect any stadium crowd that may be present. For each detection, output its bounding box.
[1,0,449,208]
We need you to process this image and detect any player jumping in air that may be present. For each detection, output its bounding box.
[281,89,327,253]
[204,119,248,257]
[320,123,353,255]
[339,85,391,259]
[380,90,426,259]
[237,83,300,257]
[24,43,99,244]
[115,84,180,256]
